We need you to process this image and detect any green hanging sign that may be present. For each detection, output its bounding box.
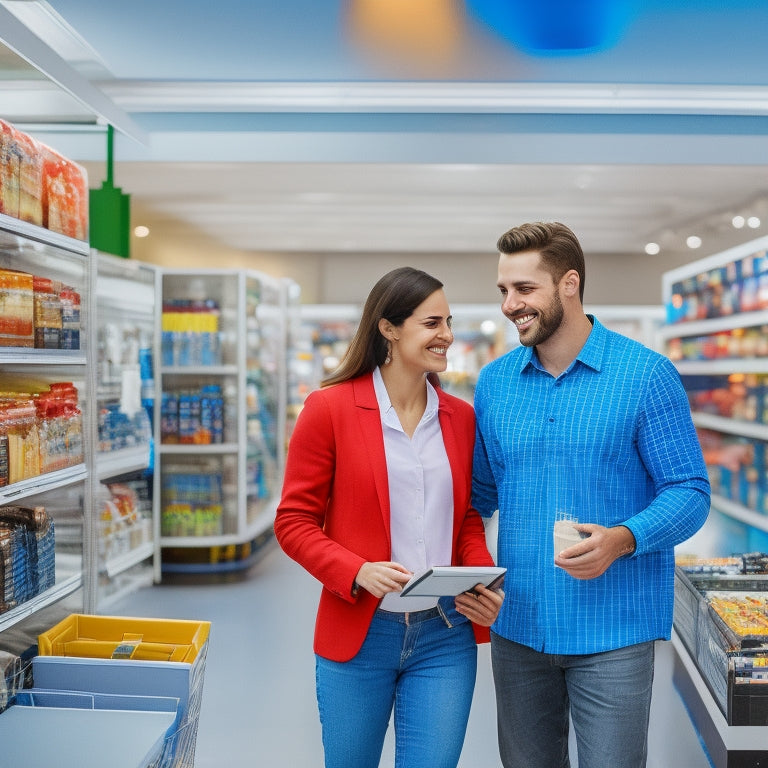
[89,125,130,258]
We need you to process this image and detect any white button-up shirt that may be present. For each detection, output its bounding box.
[373,367,454,612]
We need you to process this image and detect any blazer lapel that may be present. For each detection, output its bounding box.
[353,375,391,543]
[437,394,463,552]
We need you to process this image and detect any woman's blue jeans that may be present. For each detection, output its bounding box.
[491,632,655,768]
[315,601,477,768]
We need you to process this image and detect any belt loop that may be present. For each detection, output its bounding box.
[436,602,453,628]
[405,612,410,627]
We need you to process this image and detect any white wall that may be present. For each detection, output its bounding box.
[131,230,696,307]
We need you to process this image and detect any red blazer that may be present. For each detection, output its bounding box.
[274,373,495,662]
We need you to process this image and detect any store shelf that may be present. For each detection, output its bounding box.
[91,252,157,610]
[662,235,768,557]
[160,364,238,376]
[659,310,768,341]
[0,212,89,257]
[0,572,81,634]
[0,205,93,637]
[159,443,239,456]
[104,541,156,580]
[0,348,87,366]
[692,413,768,443]
[155,269,289,576]
[0,464,87,504]
[95,446,151,481]
[675,359,768,376]
[160,505,275,548]
[709,494,768,534]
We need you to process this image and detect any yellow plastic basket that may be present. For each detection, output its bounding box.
[37,614,211,663]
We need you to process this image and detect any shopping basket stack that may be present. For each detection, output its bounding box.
[32,614,211,768]
[0,505,55,612]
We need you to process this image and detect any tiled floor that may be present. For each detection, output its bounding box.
[109,541,713,768]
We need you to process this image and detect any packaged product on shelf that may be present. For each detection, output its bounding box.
[0,269,34,347]
[40,143,89,241]
[0,505,55,613]
[32,275,63,349]
[0,120,21,218]
[161,299,221,367]
[14,127,44,227]
[58,286,81,350]
[3,398,40,484]
[0,118,88,240]
[161,464,224,537]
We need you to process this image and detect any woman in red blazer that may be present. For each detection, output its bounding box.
[275,267,503,768]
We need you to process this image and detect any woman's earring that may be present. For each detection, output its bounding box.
[384,340,392,365]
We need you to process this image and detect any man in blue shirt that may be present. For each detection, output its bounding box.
[472,221,710,768]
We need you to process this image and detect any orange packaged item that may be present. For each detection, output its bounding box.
[13,128,43,227]
[41,143,89,241]
[0,119,21,218]
[0,269,34,347]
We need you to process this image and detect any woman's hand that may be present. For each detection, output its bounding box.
[454,584,504,626]
[355,561,412,598]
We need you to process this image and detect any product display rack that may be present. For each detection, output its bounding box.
[154,269,286,576]
[662,234,768,766]
[91,252,156,609]
[661,234,768,556]
[0,211,93,632]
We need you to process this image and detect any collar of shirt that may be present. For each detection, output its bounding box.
[522,314,604,377]
[372,366,439,432]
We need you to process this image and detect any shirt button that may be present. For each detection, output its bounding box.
[548,417,555,422]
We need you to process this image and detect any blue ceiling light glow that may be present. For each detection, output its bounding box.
[466,0,637,54]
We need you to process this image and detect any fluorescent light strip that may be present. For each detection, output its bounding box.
[102,81,768,116]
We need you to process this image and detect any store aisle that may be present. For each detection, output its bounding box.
[108,542,712,768]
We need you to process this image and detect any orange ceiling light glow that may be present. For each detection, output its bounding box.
[346,0,464,72]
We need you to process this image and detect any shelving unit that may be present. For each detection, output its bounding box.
[0,212,92,635]
[662,235,768,765]
[661,235,768,556]
[154,269,287,576]
[91,252,156,609]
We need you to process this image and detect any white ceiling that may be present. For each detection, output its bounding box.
[1,0,768,262]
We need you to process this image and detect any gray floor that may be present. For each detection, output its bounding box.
[108,541,713,768]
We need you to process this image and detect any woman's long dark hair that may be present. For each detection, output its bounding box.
[322,267,444,388]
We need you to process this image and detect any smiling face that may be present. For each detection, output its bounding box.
[383,288,453,374]
[497,250,566,348]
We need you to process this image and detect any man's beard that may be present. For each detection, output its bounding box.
[515,292,564,348]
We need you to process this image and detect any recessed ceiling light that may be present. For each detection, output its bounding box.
[134,225,150,238]
[644,242,660,255]
[747,216,761,229]
[732,215,746,229]
[686,236,702,249]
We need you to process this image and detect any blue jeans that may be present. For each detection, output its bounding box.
[491,632,655,768]
[315,602,477,768]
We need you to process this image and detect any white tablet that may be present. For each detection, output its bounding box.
[399,566,506,598]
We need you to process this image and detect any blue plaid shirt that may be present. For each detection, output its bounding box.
[472,316,710,654]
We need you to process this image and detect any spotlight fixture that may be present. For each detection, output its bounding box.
[644,242,660,255]
[686,236,702,249]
